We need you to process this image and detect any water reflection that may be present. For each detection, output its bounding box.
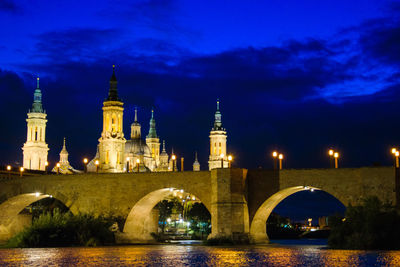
[1,245,400,266]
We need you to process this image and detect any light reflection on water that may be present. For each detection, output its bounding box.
[0,245,400,266]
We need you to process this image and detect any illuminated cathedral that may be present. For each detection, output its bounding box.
[21,66,228,173]
[86,66,171,173]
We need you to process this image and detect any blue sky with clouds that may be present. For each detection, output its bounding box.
[1,0,400,172]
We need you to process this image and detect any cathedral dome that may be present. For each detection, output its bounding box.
[125,138,151,156]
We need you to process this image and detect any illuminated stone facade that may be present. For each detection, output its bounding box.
[22,78,49,171]
[95,66,170,173]
[98,66,126,172]
[208,100,228,170]
[51,138,79,174]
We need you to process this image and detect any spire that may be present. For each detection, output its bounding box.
[59,137,69,164]
[193,151,200,171]
[146,109,158,138]
[213,99,223,130]
[162,140,166,152]
[31,77,44,113]
[106,65,121,101]
[134,107,138,122]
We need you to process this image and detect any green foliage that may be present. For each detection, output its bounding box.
[328,196,400,250]
[7,209,114,248]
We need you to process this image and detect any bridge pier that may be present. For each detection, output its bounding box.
[208,168,249,241]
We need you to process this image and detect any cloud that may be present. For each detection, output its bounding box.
[0,0,21,14]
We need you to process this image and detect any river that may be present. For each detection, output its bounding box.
[0,242,399,266]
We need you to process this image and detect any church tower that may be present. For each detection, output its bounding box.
[159,140,169,171]
[193,151,200,171]
[208,99,228,170]
[131,107,141,139]
[22,77,49,170]
[146,110,160,164]
[98,65,126,172]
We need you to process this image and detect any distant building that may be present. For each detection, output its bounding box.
[193,152,200,171]
[92,66,171,173]
[208,100,228,170]
[22,78,49,171]
[51,138,79,174]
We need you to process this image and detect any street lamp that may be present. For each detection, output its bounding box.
[19,167,24,177]
[126,157,130,173]
[328,149,334,168]
[278,154,284,170]
[56,162,61,174]
[272,151,278,170]
[95,160,99,173]
[334,152,339,169]
[83,158,88,173]
[171,155,176,172]
[7,165,11,178]
[228,155,233,168]
[392,148,398,168]
[45,161,49,174]
[136,158,140,173]
[395,151,400,168]
[181,157,184,172]
[220,154,224,168]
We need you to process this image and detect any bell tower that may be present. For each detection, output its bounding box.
[146,110,160,164]
[22,77,49,170]
[98,65,126,172]
[208,99,228,170]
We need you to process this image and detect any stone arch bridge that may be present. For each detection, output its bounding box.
[0,167,397,244]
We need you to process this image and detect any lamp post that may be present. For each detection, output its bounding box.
[171,155,176,172]
[392,148,397,168]
[228,155,233,168]
[334,152,339,169]
[136,158,140,173]
[56,162,60,174]
[19,167,24,177]
[328,149,334,168]
[181,157,184,172]
[45,161,49,174]
[220,154,224,168]
[83,158,88,173]
[95,160,99,173]
[7,165,11,178]
[272,151,278,170]
[126,157,130,173]
[278,154,283,170]
[396,151,399,168]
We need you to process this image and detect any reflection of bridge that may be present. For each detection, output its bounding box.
[0,167,397,243]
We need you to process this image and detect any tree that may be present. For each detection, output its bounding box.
[328,196,400,249]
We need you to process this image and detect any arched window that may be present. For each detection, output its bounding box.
[106,115,110,131]
[40,128,42,141]
[35,127,38,141]
[112,114,117,132]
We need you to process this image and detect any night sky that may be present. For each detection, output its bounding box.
[2,0,397,221]
[1,0,400,170]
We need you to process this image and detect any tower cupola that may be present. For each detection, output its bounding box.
[106,65,121,102]
[131,107,141,139]
[31,77,44,113]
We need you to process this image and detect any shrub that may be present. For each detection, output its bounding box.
[328,196,400,250]
[7,209,114,248]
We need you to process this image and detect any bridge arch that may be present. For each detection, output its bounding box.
[119,187,211,243]
[0,193,69,242]
[249,186,344,243]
